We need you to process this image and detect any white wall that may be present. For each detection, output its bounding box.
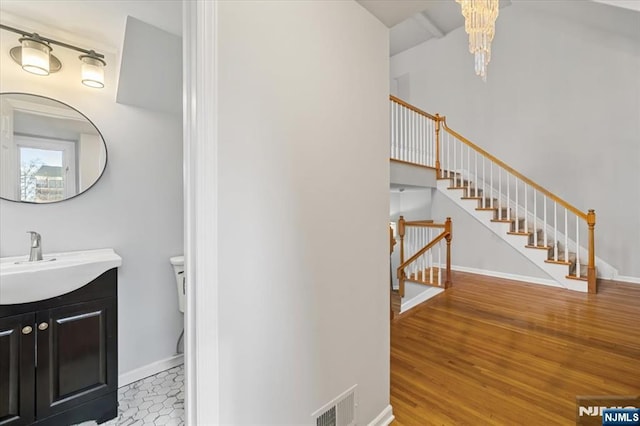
[0,19,183,376]
[390,189,432,223]
[391,2,640,279]
[217,1,389,423]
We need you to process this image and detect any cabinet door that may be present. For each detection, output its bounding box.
[36,298,117,419]
[0,313,35,426]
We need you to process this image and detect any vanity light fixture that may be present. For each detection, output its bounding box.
[1,24,106,88]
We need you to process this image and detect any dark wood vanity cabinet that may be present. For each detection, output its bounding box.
[0,313,35,426]
[0,269,118,426]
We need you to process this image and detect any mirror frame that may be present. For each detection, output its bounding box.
[0,92,108,204]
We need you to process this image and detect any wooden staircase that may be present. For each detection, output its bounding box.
[389,95,600,293]
[439,175,591,285]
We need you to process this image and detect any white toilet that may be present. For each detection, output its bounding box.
[170,255,185,313]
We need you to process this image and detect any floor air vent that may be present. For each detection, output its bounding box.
[313,384,357,426]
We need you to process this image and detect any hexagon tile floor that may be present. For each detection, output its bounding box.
[78,364,184,426]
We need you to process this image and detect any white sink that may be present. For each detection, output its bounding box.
[0,248,122,305]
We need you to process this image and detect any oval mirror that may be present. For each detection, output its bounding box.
[0,93,107,203]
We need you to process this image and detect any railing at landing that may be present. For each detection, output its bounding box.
[396,217,452,298]
[389,95,597,293]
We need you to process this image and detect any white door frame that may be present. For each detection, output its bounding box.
[183,0,220,424]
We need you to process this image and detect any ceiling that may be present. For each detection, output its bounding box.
[358,0,512,56]
[358,0,640,56]
[0,0,182,53]
[1,0,637,62]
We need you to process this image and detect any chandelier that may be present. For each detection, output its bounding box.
[456,0,499,81]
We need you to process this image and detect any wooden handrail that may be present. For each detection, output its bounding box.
[404,220,448,229]
[397,217,452,295]
[397,230,448,273]
[442,119,588,221]
[390,95,439,121]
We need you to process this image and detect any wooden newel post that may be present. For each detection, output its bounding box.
[435,114,441,178]
[444,217,452,289]
[398,216,406,297]
[587,209,597,294]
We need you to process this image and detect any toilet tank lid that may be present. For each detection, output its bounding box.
[170,255,184,266]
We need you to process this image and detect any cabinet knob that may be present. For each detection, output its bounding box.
[38,322,49,331]
[22,325,33,335]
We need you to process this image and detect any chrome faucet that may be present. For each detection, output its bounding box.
[27,231,43,261]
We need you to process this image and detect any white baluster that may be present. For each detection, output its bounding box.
[564,209,568,264]
[474,151,478,197]
[405,108,409,162]
[422,118,426,166]
[482,156,486,208]
[401,108,405,161]
[467,144,470,191]
[437,240,442,286]
[576,216,580,277]
[543,197,548,247]
[412,112,420,164]
[408,111,412,163]
[430,120,434,167]
[453,138,463,186]
[447,133,451,178]
[411,227,417,276]
[515,177,519,232]
[423,119,427,166]
[419,117,423,165]
[396,104,400,160]
[453,136,457,184]
[408,110,412,162]
[424,118,428,166]
[490,162,494,208]
[554,202,558,261]
[415,115,419,165]
[498,167,502,220]
[429,120,436,167]
[390,103,393,158]
[533,192,538,246]
[506,173,510,221]
[524,184,528,233]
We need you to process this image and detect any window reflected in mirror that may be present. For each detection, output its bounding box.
[0,93,107,203]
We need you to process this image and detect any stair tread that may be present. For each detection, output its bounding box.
[507,231,531,236]
[525,244,553,250]
[545,259,571,266]
[566,274,588,282]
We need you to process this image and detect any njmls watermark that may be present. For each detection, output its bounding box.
[576,396,640,426]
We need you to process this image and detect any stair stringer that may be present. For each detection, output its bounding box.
[436,180,588,292]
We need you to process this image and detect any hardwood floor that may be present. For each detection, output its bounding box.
[390,272,640,425]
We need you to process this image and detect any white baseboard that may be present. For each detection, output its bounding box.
[451,265,561,288]
[613,275,640,284]
[368,404,394,426]
[401,286,444,313]
[119,354,184,387]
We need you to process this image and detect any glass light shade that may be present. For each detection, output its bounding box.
[21,38,51,76]
[81,56,105,88]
